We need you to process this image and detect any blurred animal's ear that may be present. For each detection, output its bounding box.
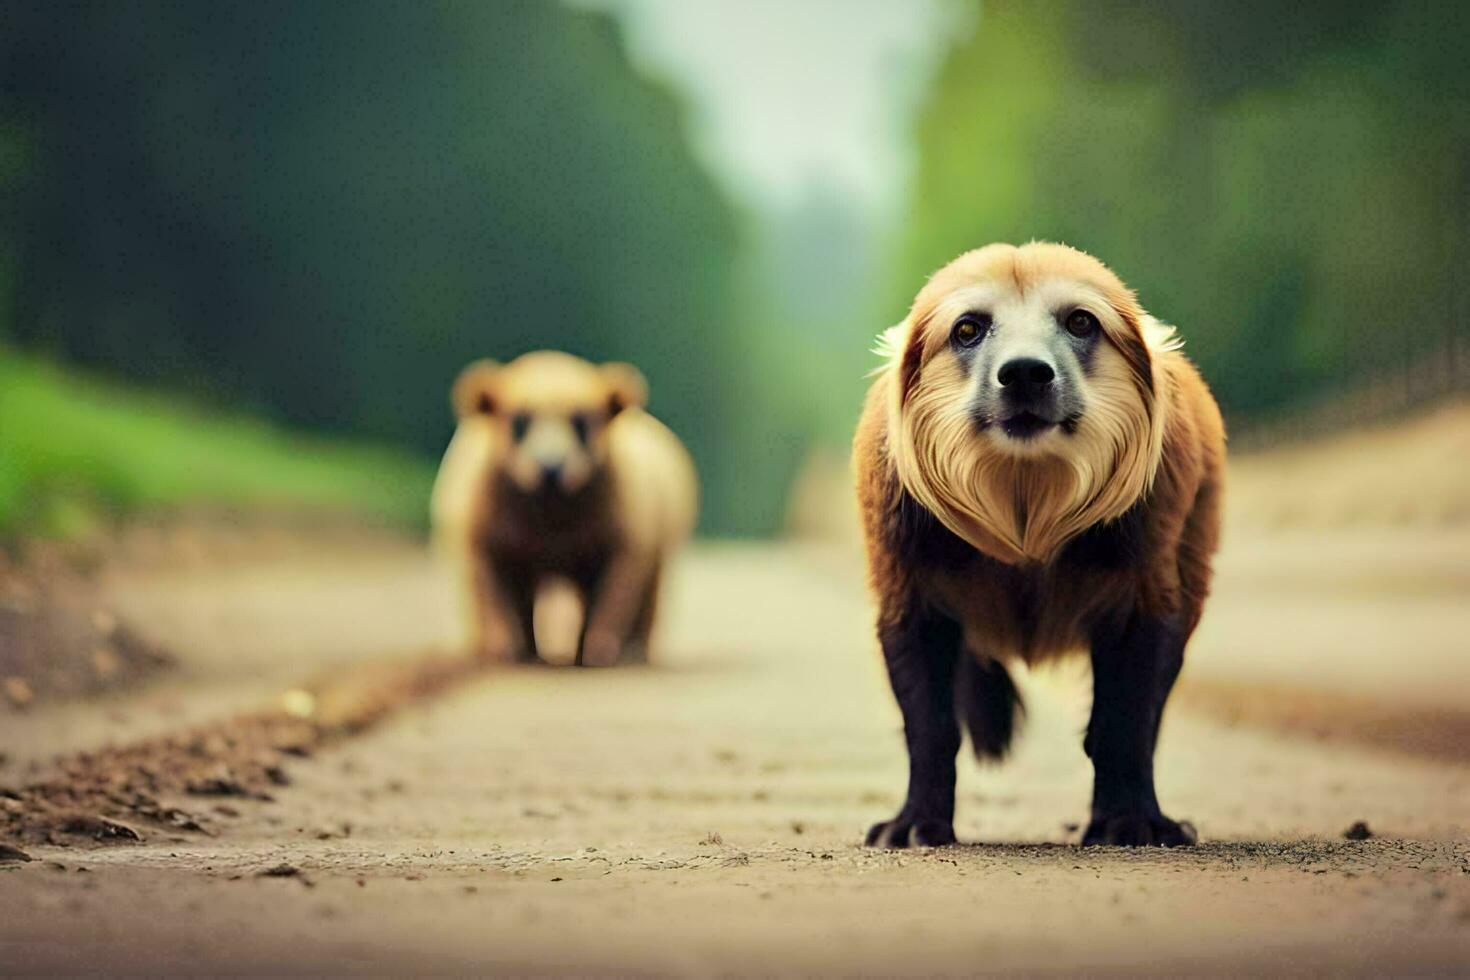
[602,362,648,416]
[451,359,501,418]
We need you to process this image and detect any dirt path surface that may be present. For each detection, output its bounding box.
[2,536,1469,975]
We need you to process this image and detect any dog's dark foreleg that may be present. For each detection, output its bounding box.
[865,607,962,848]
[1082,612,1195,846]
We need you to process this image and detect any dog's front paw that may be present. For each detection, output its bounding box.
[1082,812,1197,847]
[864,813,956,849]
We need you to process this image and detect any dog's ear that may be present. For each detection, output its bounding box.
[1107,308,1156,400]
[451,359,501,418]
[897,316,930,406]
[602,362,648,417]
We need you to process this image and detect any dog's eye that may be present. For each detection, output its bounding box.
[510,412,531,443]
[570,412,590,446]
[1065,309,1100,338]
[951,313,990,348]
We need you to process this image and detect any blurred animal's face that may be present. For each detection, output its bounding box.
[883,243,1177,563]
[453,352,646,496]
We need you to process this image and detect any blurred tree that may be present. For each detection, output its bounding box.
[897,0,1470,426]
[1,0,780,533]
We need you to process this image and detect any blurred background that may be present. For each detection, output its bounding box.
[2,5,1469,971]
[4,0,1464,541]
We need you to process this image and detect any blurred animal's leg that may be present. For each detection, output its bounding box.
[578,551,656,667]
[504,568,539,664]
[621,564,662,664]
[1083,614,1194,846]
[471,556,537,663]
[866,607,962,848]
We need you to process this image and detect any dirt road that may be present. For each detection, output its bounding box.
[2,533,1469,974]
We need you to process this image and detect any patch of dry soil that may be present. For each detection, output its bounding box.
[0,553,171,708]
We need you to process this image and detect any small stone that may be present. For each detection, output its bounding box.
[92,609,119,635]
[0,842,33,863]
[258,863,302,878]
[3,677,34,708]
[91,647,121,678]
[1344,820,1374,841]
[280,689,316,719]
[59,814,142,841]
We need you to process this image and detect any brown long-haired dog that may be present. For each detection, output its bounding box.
[854,242,1224,847]
[432,351,697,667]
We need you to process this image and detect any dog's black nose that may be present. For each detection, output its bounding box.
[997,357,1055,393]
[541,463,563,485]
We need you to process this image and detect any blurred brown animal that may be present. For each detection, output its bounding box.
[432,351,697,666]
[854,242,1225,847]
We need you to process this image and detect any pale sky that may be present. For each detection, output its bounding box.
[575,0,972,213]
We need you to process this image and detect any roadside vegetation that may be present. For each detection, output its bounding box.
[0,350,433,538]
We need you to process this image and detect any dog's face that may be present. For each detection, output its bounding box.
[883,242,1177,563]
[923,276,1117,456]
[452,351,646,496]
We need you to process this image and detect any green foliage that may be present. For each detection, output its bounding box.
[1,1,786,534]
[12,3,1453,540]
[0,350,432,536]
[898,0,1470,423]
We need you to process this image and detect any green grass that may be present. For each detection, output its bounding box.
[0,350,434,537]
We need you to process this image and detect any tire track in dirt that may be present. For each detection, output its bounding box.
[1177,679,1470,766]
